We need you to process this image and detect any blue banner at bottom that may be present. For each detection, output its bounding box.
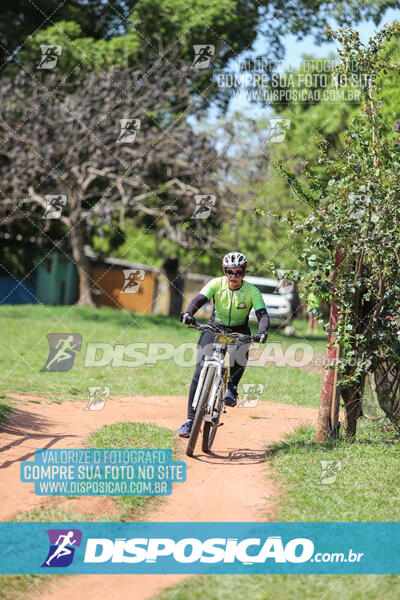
[0,522,398,574]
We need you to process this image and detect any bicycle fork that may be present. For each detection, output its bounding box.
[191,354,225,423]
[207,365,228,432]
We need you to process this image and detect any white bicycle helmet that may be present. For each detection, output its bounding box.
[222,252,247,270]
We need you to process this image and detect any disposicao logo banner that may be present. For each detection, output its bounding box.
[41,529,82,567]
[1,522,400,574]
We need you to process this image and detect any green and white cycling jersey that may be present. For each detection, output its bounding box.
[199,276,266,327]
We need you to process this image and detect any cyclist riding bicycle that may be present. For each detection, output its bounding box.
[178,251,270,437]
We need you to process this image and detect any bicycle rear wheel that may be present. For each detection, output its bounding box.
[202,368,227,453]
[186,367,216,457]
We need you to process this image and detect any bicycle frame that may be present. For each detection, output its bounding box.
[182,318,257,456]
[191,338,235,419]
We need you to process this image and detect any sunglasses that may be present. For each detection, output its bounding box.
[225,269,245,277]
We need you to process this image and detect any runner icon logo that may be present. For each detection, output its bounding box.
[41,333,82,372]
[37,45,62,69]
[118,119,141,143]
[238,383,264,407]
[191,195,216,219]
[121,269,145,293]
[192,45,215,69]
[348,192,369,220]
[42,529,82,568]
[319,460,342,484]
[267,118,291,143]
[42,195,67,219]
[85,386,110,411]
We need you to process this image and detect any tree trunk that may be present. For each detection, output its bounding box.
[340,380,363,438]
[162,257,184,316]
[316,248,344,442]
[70,215,96,307]
[337,258,367,437]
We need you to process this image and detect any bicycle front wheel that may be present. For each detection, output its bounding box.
[202,367,227,453]
[186,366,216,457]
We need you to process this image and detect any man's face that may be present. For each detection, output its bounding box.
[224,266,245,289]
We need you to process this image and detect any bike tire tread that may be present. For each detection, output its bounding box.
[186,367,216,457]
[202,368,226,453]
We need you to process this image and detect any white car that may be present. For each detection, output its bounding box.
[245,276,293,326]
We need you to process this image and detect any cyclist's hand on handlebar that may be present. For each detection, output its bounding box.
[252,332,267,343]
[179,312,196,325]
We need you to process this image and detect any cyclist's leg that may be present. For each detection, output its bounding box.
[228,326,251,388]
[228,342,250,387]
[186,329,214,420]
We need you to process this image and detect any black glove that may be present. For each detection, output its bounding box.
[253,332,267,343]
[179,312,196,325]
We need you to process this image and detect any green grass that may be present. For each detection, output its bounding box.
[0,396,14,423]
[240,365,322,407]
[154,419,400,600]
[0,305,188,400]
[14,503,119,523]
[0,305,323,408]
[88,421,177,519]
[0,575,57,600]
[268,419,400,521]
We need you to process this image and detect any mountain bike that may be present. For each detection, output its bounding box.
[183,320,257,457]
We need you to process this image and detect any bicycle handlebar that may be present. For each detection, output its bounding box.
[183,319,257,343]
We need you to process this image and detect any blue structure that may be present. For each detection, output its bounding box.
[35,252,78,305]
[0,277,37,305]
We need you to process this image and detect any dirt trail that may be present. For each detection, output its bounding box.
[0,394,317,600]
